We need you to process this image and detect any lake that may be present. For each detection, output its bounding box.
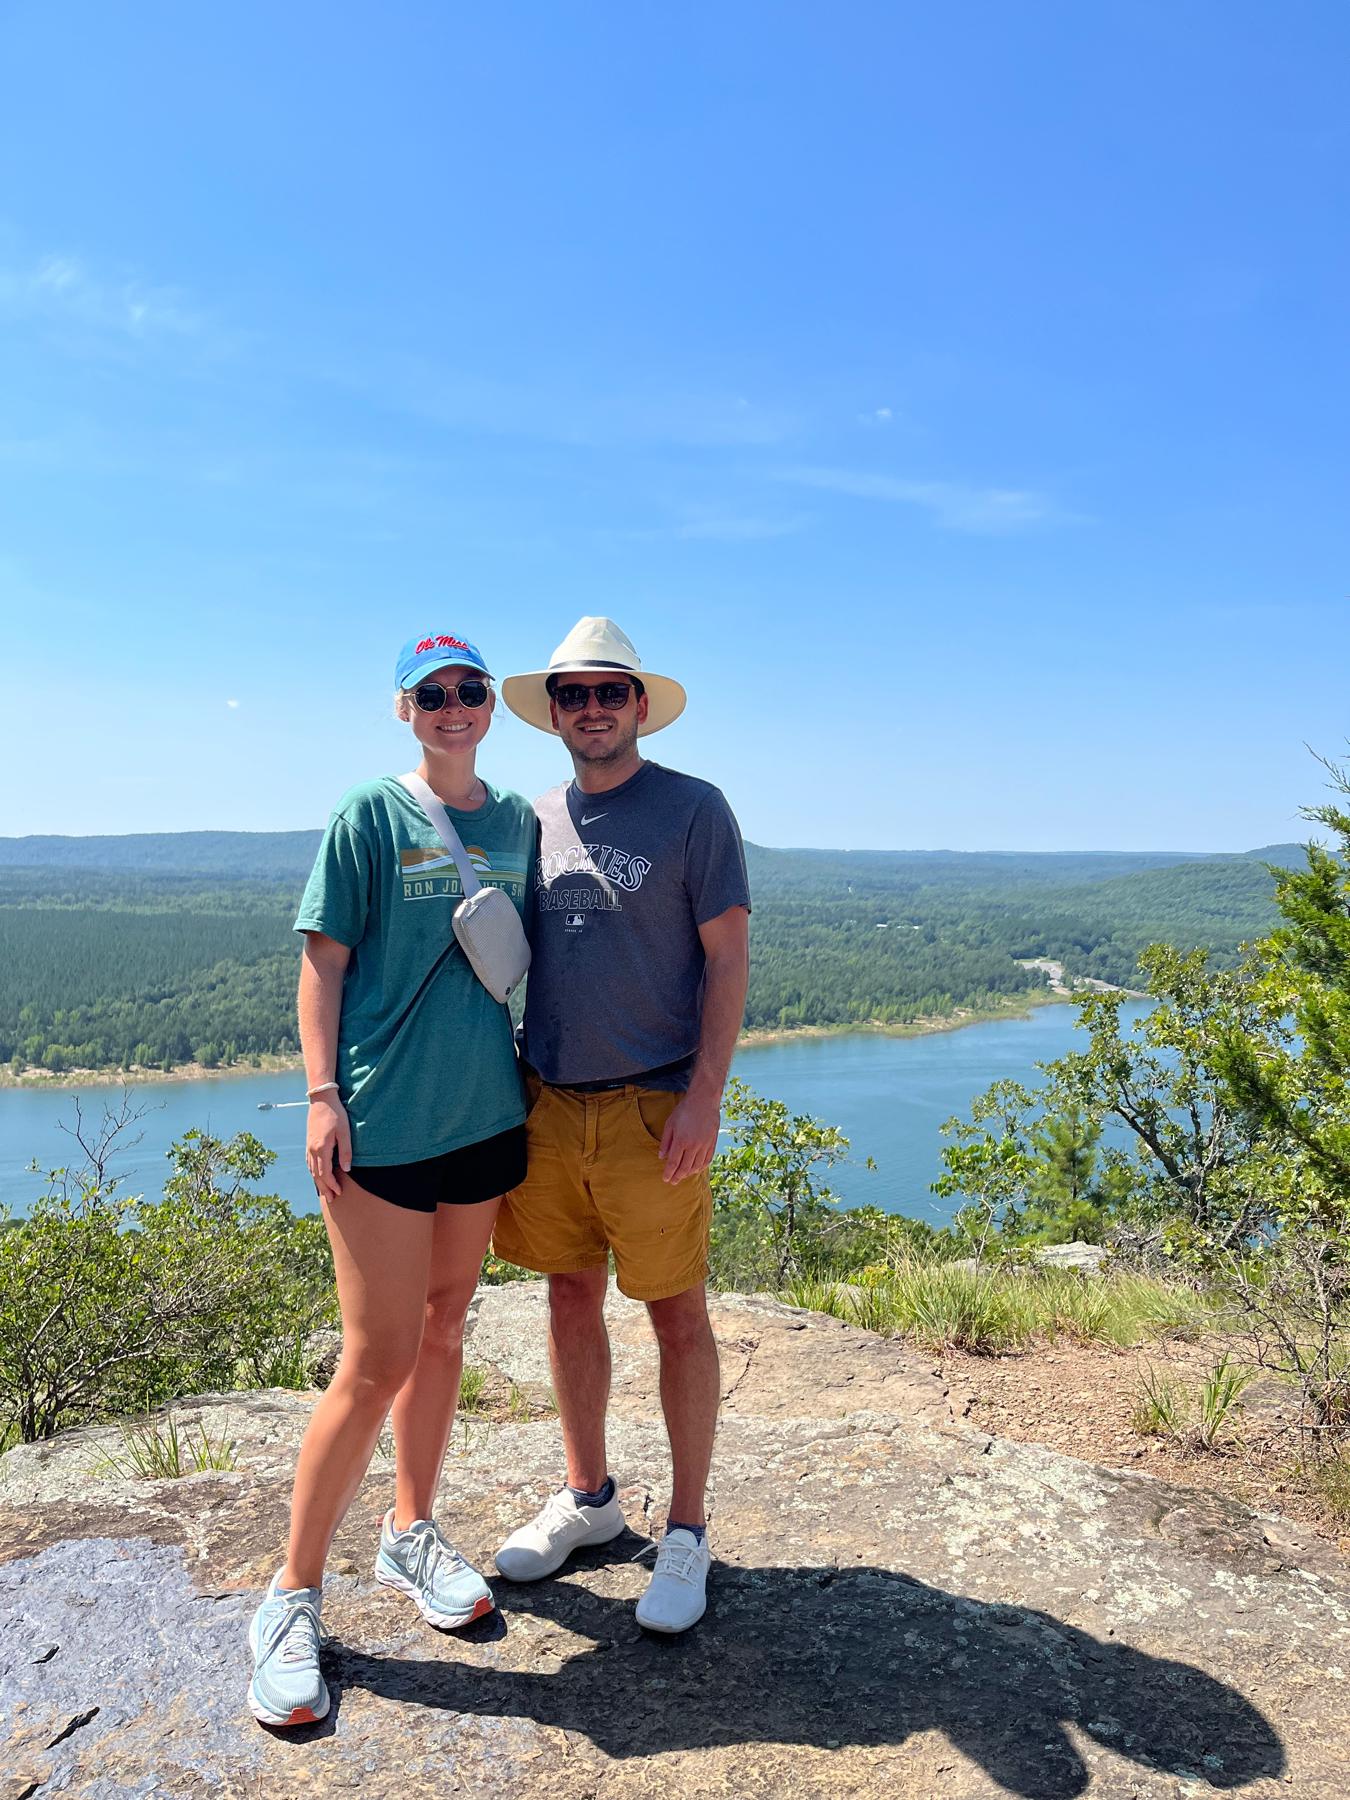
[0,1001,1151,1225]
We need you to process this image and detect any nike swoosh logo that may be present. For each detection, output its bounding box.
[579,813,608,825]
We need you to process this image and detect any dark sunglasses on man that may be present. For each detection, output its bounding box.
[411,678,491,712]
[546,676,646,713]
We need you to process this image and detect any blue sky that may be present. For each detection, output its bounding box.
[1,1,1346,851]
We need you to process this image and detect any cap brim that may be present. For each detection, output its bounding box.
[401,654,492,687]
[500,670,687,736]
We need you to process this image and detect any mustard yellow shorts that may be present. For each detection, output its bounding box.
[493,1077,712,1302]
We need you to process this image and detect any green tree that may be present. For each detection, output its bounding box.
[710,1080,858,1287]
[1046,947,1279,1257]
[1019,1106,1115,1244]
[1202,758,1350,1441]
[932,1080,1038,1261]
[1035,785,1350,1444]
[1029,1105,1099,1204]
[1214,754,1350,1201]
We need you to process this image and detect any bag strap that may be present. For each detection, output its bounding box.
[397,772,483,898]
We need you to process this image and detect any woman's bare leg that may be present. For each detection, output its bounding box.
[391,1196,501,1528]
[280,1175,434,1589]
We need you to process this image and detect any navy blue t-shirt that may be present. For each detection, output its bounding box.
[522,761,750,1088]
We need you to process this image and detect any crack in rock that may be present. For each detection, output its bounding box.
[45,1706,99,1749]
[720,1336,761,1405]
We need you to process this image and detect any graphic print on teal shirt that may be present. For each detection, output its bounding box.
[295,776,536,1166]
[399,837,528,902]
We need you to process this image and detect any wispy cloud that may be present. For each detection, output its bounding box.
[0,253,208,341]
[594,502,812,546]
[328,356,801,451]
[671,510,810,542]
[226,698,241,709]
[775,465,1066,534]
[856,406,893,426]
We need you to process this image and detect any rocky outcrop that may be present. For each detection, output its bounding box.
[949,1242,1108,1276]
[1033,1241,1107,1272]
[1,1285,1346,1798]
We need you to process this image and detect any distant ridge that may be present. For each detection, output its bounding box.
[0,833,1310,883]
[0,831,324,878]
[744,843,1309,894]
[1237,843,1316,862]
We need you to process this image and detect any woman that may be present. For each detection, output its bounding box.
[248,630,535,1729]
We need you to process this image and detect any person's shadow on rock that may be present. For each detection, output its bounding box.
[331,1562,1285,1799]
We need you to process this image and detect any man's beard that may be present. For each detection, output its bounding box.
[569,721,638,763]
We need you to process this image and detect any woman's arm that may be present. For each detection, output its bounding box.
[299,931,353,1203]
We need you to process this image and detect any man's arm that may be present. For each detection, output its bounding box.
[659,904,750,1185]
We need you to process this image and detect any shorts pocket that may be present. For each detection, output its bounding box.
[633,1088,679,1146]
[523,1069,547,1119]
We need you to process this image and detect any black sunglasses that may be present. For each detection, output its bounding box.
[411,678,490,712]
[549,678,642,713]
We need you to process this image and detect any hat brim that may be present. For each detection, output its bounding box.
[500,668,687,736]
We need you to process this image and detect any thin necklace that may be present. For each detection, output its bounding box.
[430,774,485,810]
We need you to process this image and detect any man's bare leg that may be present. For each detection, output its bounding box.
[646,1284,720,1527]
[547,1264,612,1491]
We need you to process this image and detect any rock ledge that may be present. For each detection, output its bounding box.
[1,1285,1345,1798]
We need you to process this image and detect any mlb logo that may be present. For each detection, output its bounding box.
[565,913,585,927]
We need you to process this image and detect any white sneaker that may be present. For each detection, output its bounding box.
[494,1486,626,1581]
[633,1528,710,1634]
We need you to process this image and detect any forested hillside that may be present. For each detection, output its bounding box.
[740,842,1293,1024]
[0,834,1298,1073]
[0,832,321,878]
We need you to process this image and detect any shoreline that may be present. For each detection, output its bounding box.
[0,1051,308,1093]
[735,987,1081,1050]
[0,988,1109,1091]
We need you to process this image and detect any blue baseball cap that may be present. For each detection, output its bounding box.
[395,632,492,690]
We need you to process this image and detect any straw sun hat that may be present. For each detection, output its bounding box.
[501,617,687,737]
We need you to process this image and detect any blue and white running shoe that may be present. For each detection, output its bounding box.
[374,1510,495,1629]
[247,1572,329,1728]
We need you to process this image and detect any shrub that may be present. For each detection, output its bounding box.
[709,1081,852,1288]
[0,1105,337,1443]
[708,1081,950,1289]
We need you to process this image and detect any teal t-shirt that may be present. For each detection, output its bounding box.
[294,776,536,1165]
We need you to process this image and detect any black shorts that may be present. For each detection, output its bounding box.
[349,1125,527,1214]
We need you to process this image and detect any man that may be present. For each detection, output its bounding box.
[492,616,750,1633]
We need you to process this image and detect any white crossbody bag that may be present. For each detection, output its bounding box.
[397,773,532,1005]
